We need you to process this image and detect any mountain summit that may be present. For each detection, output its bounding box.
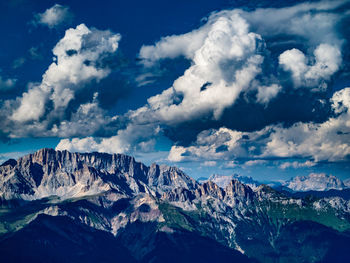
[283,173,346,192]
[0,148,197,201]
[0,149,350,263]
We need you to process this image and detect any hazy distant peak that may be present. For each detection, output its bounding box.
[284,173,346,192]
[205,174,260,190]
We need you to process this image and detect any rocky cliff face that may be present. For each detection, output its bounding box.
[0,149,350,263]
[0,148,197,201]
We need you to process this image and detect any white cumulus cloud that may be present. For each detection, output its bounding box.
[256,84,282,104]
[279,43,341,89]
[11,24,121,123]
[53,1,349,163]
[34,4,72,29]
[167,87,350,163]
[56,122,160,155]
[279,160,316,169]
[137,12,266,124]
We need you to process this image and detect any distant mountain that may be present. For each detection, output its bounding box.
[200,174,260,189]
[283,173,347,192]
[1,149,350,263]
[285,188,350,201]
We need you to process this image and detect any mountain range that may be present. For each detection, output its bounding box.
[199,174,260,189]
[202,173,350,193]
[0,149,350,263]
[283,173,347,192]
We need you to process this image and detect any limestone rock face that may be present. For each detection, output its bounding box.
[147,163,198,194]
[225,179,254,200]
[204,174,260,190]
[195,181,226,199]
[1,149,350,263]
[161,187,196,202]
[0,148,197,201]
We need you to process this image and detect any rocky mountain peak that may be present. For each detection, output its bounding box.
[0,159,17,167]
[284,173,346,192]
[161,187,196,203]
[196,180,225,199]
[225,179,254,199]
[1,151,349,263]
[147,163,198,193]
[17,148,142,174]
[255,184,286,200]
[202,174,260,190]
[0,149,199,201]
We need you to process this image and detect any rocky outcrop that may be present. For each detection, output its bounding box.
[225,179,254,200]
[147,163,198,194]
[161,187,196,202]
[195,181,225,199]
[205,174,260,189]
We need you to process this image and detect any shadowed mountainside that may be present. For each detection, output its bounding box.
[0,149,349,263]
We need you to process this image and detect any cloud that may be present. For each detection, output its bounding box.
[0,24,121,140]
[167,145,187,162]
[51,1,350,164]
[279,160,316,169]
[140,1,346,64]
[133,1,346,132]
[263,88,350,161]
[55,137,100,153]
[49,92,109,137]
[145,13,264,122]
[203,161,217,167]
[239,0,346,48]
[167,87,350,163]
[33,4,72,29]
[256,84,282,104]
[132,11,278,131]
[244,160,267,167]
[12,57,26,69]
[28,47,43,60]
[56,122,160,155]
[168,127,246,162]
[279,44,341,90]
[135,71,164,87]
[332,86,350,113]
[0,76,16,91]
[0,151,30,165]
[11,24,120,123]
[223,161,240,168]
[139,22,211,66]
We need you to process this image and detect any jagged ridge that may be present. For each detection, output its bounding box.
[0,149,350,263]
[0,148,197,201]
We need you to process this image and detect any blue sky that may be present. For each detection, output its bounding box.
[1,0,350,181]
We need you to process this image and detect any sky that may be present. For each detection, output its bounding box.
[1,0,350,181]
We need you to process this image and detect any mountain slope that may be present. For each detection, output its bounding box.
[0,149,349,263]
[0,214,136,263]
[0,148,197,201]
